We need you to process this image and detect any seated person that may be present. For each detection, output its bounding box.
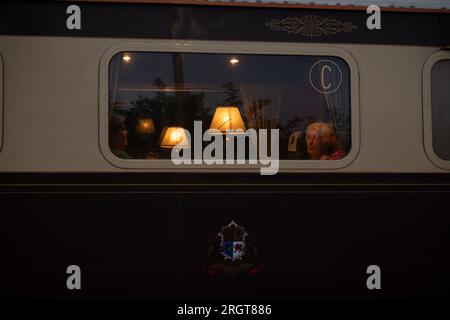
[305,121,345,160]
[287,131,308,159]
[109,114,131,159]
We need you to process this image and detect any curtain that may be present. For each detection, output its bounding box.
[322,69,351,152]
[109,54,123,121]
[240,84,283,130]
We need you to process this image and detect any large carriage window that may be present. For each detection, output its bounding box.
[431,60,450,160]
[108,52,351,161]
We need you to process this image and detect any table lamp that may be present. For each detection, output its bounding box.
[159,126,190,149]
[209,106,246,133]
[136,118,156,135]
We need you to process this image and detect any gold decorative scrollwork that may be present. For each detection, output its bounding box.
[266,15,356,37]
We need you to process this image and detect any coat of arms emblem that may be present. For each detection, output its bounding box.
[202,220,262,277]
[219,221,248,261]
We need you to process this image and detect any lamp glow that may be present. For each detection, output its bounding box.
[210,106,246,133]
[230,58,239,65]
[123,54,131,63]
[136,118,156,135]
[159,127,190,149]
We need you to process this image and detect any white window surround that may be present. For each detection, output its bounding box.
[99,40,361,172]
[423,50,450,170]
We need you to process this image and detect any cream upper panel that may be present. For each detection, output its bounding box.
[0,36,444,172]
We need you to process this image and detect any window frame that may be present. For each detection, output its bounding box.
[99,40,360,172]
[423,50,450,170]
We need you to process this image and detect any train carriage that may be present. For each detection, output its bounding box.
[1,0,450,300]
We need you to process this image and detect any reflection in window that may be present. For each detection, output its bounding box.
[431,60,450,160]
[108,52,351,160]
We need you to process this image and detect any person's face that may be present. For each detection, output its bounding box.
[112,127,128,151]
[118,128,128,149]
[306,126,327,159]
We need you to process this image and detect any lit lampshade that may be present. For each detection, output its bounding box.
[210,106,246,133]
[159,127,190,149]
[136,118,156,134]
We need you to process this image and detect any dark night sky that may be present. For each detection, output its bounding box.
[110,52,350,131]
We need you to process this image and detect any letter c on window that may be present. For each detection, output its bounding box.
[321,65,332,90]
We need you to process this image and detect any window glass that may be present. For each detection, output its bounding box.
[431,59,450,161]
[108,52,351,161]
